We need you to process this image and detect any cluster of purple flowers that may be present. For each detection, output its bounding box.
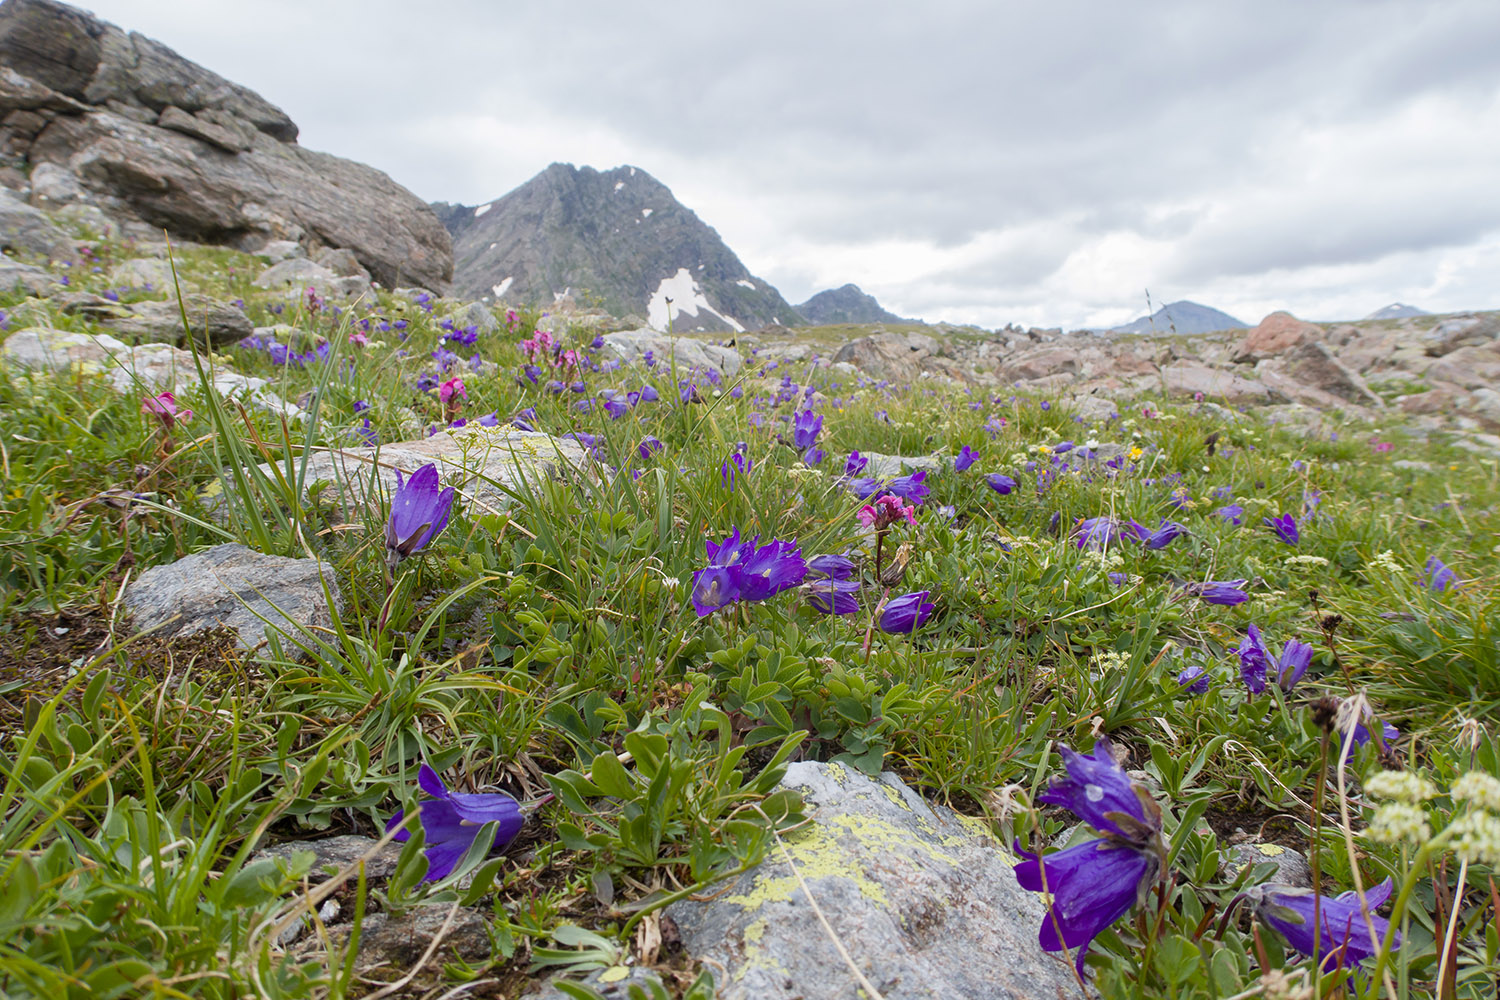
[690,528,807,617]
[1237,623,1313,694]
[1071,516,1188,551]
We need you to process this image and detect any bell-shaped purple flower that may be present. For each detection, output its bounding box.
[802,446,826,467]
[985,473,1018,495]
[886,470,930,505]
[793,409,823,449]
[637,436,664,460]
[877,591,934,633]
[1177,664,1211,694]
[1194,579,1250,605]
[1143,520,1187,550]
[954,445,979,472]
[1215,504,1245,525]
[721,451,752,489]
[690,565,741,616]
[1277,639,1314,692]
[1015,740,1164,973]
[385,463,456,567]
[1238,624,1272,694]
[844,451,869,476]
[1074,516,1122,550]
[1263,513,1300,546]
[1248,878,1399,970]
[805,578,860,615]
[808,554,856,579]
[736,537,808,601]
[385,764,524,882]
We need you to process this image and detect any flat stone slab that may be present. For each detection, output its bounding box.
[665,762,1078,1000]
[240,425,591,518]
[601,329,743,379]
[124,543,340,649]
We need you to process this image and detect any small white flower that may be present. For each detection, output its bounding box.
[1365,802,1431,844]
[1447,811,1500,865]
[1451,772,1500,812]
[1364,770,1438,803]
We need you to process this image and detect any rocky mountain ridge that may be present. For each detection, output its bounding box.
[1111,299,1246,335]
[795,283,914,325]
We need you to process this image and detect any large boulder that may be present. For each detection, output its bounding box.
[123,543,340,649]
[664,762,1078,1000]
[1232,312,1323,363]
[1275,341,1383,408]
[1160,361,1283,405]
[831,330,954,383]
[99,293,253,347]
[0,0,451,291]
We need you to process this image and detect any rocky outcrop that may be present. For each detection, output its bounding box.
[0,0,451,290]
[0,184,70,257]
[601,328,743,379]
[831,330,968,383]
[796,283,912,325]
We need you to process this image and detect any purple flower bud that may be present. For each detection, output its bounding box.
[384,463,456,567]
[985,473,1018,495]
[877,591,934,633]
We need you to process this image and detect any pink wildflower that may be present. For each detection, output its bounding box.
[349,331,370,347]
[438,377,467,404]
[141,391,192,429]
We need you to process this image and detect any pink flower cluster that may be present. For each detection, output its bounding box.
[141,391,192,430]
[857,494,917,531]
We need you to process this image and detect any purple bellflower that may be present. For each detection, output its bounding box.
[954,445,979,472]
[1264,513,1300,546]
[877,591,934,633]
[805,577,860,615]
[1247,878,1399,970]
[1193,579,1250,606]
[808,554,856,579]
[1142,520,1187,550]
[844,451,869,476]
[721,450,752,489]
[1014,740,1165,974]
[1421,556,1457,592]
[1276,639,1314,692]
[793,409,823,449]
[384,463,456,569]
[386,764,524,882]
[1074,516,1122,550]
[1177,664,1211,695]
[985,473,1018,495]
[1215,504,1245,525]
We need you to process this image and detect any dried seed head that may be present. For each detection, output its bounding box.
[1456,715,1484,754]
[1321,614,1343,635]
[1310,695,1341,733]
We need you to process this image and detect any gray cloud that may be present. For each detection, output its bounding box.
[78,0,1500,326]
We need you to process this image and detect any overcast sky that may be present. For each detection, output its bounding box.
[78,0,1500,329]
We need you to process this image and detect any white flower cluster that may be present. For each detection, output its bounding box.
[1284,554,1330,569]
[1090,650,1129,673]
[1080,549,1125,570]
[1365,802,1431,845]
[1364,770,1438,803]
[1368,550,1405,574]
[1450,771,1500,812]
[1447,811,1500,865]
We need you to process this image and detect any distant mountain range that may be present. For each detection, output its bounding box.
[1112,300,1246,335]
[432,164,911,332]
[1363,303,1429,320]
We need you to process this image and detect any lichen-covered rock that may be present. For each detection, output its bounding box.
[252,835,404,887]
[123,543,340,649]
[99,294,253,347]
[0,185,72,258]
[665,762,1078,1000]
[1221,842,1312,889]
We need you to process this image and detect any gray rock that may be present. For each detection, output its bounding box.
[318,904,491,968]
[833,331,965,383]
[1280,341,1383,408]
[109,257,176,289]
[100,293,252,347]
[1420,315,1497,357]
[0,185,71,258]
[253,257,340,291]
[858,452,942,478]
[0,253,51,292]
[1160,362,1282,405]
[241,425,591,520]
[258,239,304,262]
[665,762,1078,1000]
[123,543,340,649]
[312,246,370,279]
[252,835,404,886]
[451,300,499,335]
[155,105,251,153]
[602,328,743,379]
[1221,842,1312,889]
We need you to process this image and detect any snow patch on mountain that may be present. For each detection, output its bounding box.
[492,277,513,297]
[648,268,744,333]
[474,203,491,218]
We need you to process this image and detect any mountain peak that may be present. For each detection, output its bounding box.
[797,284,914,325]
[435,164,799,332]
[1363,302,1429,320]
[1112,300,1246,335]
